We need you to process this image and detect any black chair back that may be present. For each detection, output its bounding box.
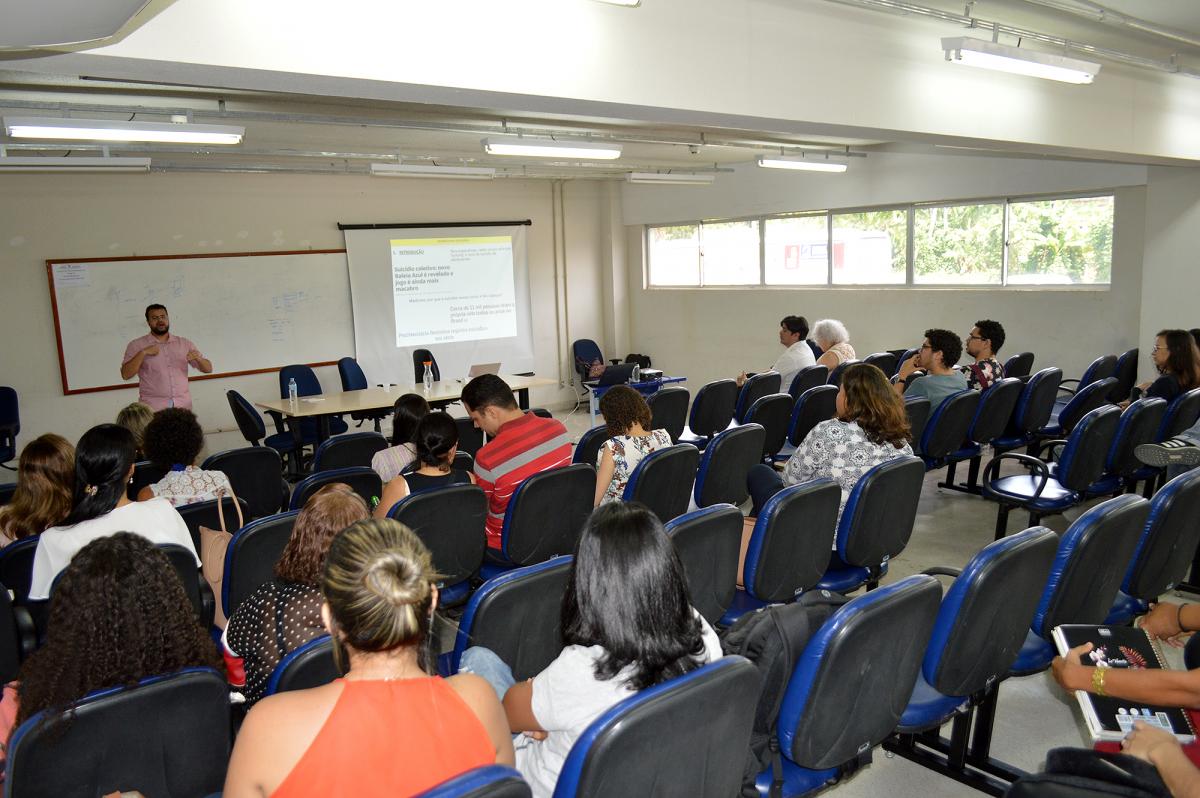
[503,464,594,566]
[920,390,981,462]
[337,356,369,391]
[827,359,860,387]
[289,466,382,511]
[201,446,288,519]
[694,424,765,508]
[158,544,207,623]
[0,536,38,603]
[0,387,17,465]
[745,480,841,602]
[418,765,533,798]
[1107,398,1168,477]
[686,379,738,439]
[0,483,14,507]
[895,348,921,377]
[553,658,759,798]
[413,348,442,382]
[788,365,829,401]
[664,504,742,626]
[647,386,689,443]
[1161,388,1200,440]
[279,363,321,398]
[1003,352,1035,380]
[572,338,605,384]
[127,460,167,501]
[1079,354,1118,387]
[622,444,700,524]
[265,635,339,695]
[1010,367,1063,436]
[390,485,487,590]
[226,389,267,445]
[744,393,793,460]
[0,586,29,683]
[573,425,610,467]
[1109,348,1139,402]
[734,371,782,424]
[223,511,298,619]
[968,378,1022,445]
[1057,377,1117,434]
[312,431,388,471]
[456,416,484,458]
[6,668,230,798]
[787,385,838,447]
[904,397,931,451]
[1056,405,1121,493]
[862,352,898,376]
[1124,469,1200,602]
[176,495,249,551]
[839,456,926,566]
[453,557,572,681]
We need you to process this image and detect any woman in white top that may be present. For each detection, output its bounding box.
[812,318,857,370]
[137,408,231,507]
[370,393,430,484]
[30,424,197,600]
[459,503,722,798]
[593,385,672,506]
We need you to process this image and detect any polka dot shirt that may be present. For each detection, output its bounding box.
[225,579,325,704]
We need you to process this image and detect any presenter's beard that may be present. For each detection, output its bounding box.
[153,323,169,336]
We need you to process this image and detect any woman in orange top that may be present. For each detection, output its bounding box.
[223,519,514,797]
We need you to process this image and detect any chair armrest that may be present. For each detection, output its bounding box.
[198,579,216,630]
[264,410,286,436]
[609,359,622,365]
[1058,379,1080,397]
[1044,439,1069,463]
[922,567,963,579]
[982,452,1052,500]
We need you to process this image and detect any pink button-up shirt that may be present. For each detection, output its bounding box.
[122,333,202,411]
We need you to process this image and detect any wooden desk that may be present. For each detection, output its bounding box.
[256,374,558,445]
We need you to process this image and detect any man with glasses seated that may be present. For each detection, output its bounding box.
[895,328,969,412]
[960,319,1005,391]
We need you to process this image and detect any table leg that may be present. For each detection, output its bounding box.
[318,415,331,443]
[516,387,530,410]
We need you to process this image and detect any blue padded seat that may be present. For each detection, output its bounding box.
[264,634,338,696]
[278,363,349,438]
[418,765,531,798]
[201,446,289,519]
[774,385,837,464]
[337,356,391,431]
[312,431,388,471]
[389,484,487,608]
[692,423,765,508]
[918,389,980,468]
[938,377,1023,493]
[226,388,310,455]
[990,368,1062,456]
[743,393,794,461]
[289,466,382,512]
[221,510,298,619]
[735,371,782,424]
[646,386,689,444]
[678,379,738,449]
[572,338,606,384]
[1002,352,1035,380]
[621,443,699,524]
[788,365,829,401]
[1079,397,1167,498]
[826,359,860,388]
[572,425,610,467]
[0,387,18,467]
[1037,377,1118,446]
[664,504,743,626]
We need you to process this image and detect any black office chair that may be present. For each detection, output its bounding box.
[678,379,738,449]
[1030,376,1118,456]
[693,424,765,508]
[1079,397,1168,499]
[6,667,230,798]
[917,389,980,468]
[862,352,898,376]
[664,503,743,627]
[647,386,689,443]
[0,483,15,506]
[0,536,38,604]
[222,510,298,619]
[894,347,921,377]
[787,365,829,401]
[126,460,167,501]
[0,582,34,683]
[456,416,485,458]
[827,359,860,387]
[573,425,610,467]
[0,387,17,469]
[158,543,214,628]
[176,495,249,551]
[572,339,619,385]
[1108,347,1139,402]
[774,385,837,464]
[734,371,782,424]
[413,348,443,383]
[279,364,349,437]
[1058,353,1118,399]
[289,466,382,511]
[622,444,700,524]
[480,464,594,579]
[337,356,391,432]
[264,635,339,696]
[226,388,311,476]
[1002,352,1035,380]
[939,378,1022,494]
[201,446,289,520]
[418,766,532,798]
[312,431,388,471]
[742,393,793,461]
[990,367,1063,457]
[389,484,487,608]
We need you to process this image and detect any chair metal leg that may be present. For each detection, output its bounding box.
[994,506,1010,541]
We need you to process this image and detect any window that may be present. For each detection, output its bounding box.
[765,215,827,285]
[701,220,760,285]
[831,209,906,285]
[1007,195,1113,285]
[646,224,699,286]
[913,203,1003,285]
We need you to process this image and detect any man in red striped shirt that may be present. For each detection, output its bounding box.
[463,374,572,550]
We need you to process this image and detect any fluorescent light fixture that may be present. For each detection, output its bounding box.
[482,137,622,160]
[0,156,151,173]
[941,37,1100,84]
[3,117,244,144]
[625,172,714,185]
[370,162,496,180]
[757,155,848,173]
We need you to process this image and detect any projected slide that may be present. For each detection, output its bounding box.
[390,235,518,346]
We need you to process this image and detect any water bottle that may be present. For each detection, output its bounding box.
[423,361,434,393]
[632,363,641,383]
[287,377,298,406]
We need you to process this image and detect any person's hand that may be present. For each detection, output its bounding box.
[1122,720,1180,764]
[898,355,919,380]
[1137,380,1152,390]
[142,344,159,356]
[522,730,548,741]
[187,349,203,361]
[736,372,747,387]
[1138,602,1188,647]
[1050,642,1093,692]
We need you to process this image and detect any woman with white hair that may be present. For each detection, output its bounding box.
[812,318,856,370]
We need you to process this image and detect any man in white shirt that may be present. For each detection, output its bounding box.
[737,315,816,393]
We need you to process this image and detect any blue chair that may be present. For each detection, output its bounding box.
[759,575,942,798]
[1107,469,1200,625]
[0,387,17,469]
[0,483,14,506]
[773,385,837,464]
[446,556,572,678]
[127,459,167,501]
[157,543,213,627]
[264,635,339,696]
[788,365,829,402]
[679,379,738,449]
[553,658,759,798]
[664,504,742,626]
[816,456,926,594]
[1030,376,1117,456]
[622,444,700,524]
[337,356,390,431]
[647,386,689,443]
[863,352,898,376]
[202,446,289,520]
[6,667,230,798]
[1008,494,1150,676]
[826,359,860,387]
[0,584,32,683]
[419,765,531,798]
[886,528,1058,794]
[990,368,1062,457]
[226,388,312,476]
[572,425,610,467]
[279,363,349,438]
[904,397,931,454]
[693,424,765,508]
[389,484,487,607]
[939,378,1022,494]
[176,494,249,552]
[289,466,382,511]
[1129,387,1200,496]
[1056,353,1118,402]
[916,389,980,469]
[312,431,388,471]
[0,536,38,604]
[572,338,614,385]
[735,371,782,424]
[1108,347,1139,403]
[479,464,594,579]
[222,510,298,619]
[1078,397,1167,499]
[720,480,840,626]
[895,348,922,377]
[983,404,1121,540]
[743,393,794,461]
[413,348,443,383]
[1002,352,1035,381]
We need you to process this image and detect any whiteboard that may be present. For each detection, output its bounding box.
[47,250,354,395]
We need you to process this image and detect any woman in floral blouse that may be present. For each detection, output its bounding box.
[594,386,673,506]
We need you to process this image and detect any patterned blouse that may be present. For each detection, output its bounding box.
[597,430,674,503]
[782,419,913,522]
[224,579,325,704]
[823,342,857,365]
[371,442,418,484]
[961,358,1005,391]
[149,465,232,507]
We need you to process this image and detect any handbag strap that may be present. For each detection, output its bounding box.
[215,484,244,534]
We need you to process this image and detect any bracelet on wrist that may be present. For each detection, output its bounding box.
[1179,603,1190,635]
[1092,667,1108,697]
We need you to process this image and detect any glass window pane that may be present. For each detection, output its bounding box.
[913,203,1003,285]
[647,224,700,286]
[1007,196,1113,285]
[701,220,760,285]
[831,210,907,284]
[765,215,828,285]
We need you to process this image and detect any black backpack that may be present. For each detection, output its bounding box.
[720,590,850,798]
[623,353,652,369]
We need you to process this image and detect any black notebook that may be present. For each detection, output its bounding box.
[1052,624,1195,742]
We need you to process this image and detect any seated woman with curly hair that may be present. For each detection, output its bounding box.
[0,434,75,547]
[593,385,672,506]
[137,407,231,507]
[0,532,220,768]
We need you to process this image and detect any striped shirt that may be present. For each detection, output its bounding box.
[474,412,572,549]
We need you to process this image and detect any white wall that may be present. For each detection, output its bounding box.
[0,173,611,455]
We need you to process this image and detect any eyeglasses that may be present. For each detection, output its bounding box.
[920,343,932,351]
[1152,345,1166,352]
[966,334,984,341]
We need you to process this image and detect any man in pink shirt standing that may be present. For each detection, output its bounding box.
[120,304,212,411]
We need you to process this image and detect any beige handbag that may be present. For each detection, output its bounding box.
[199,486,243,629]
